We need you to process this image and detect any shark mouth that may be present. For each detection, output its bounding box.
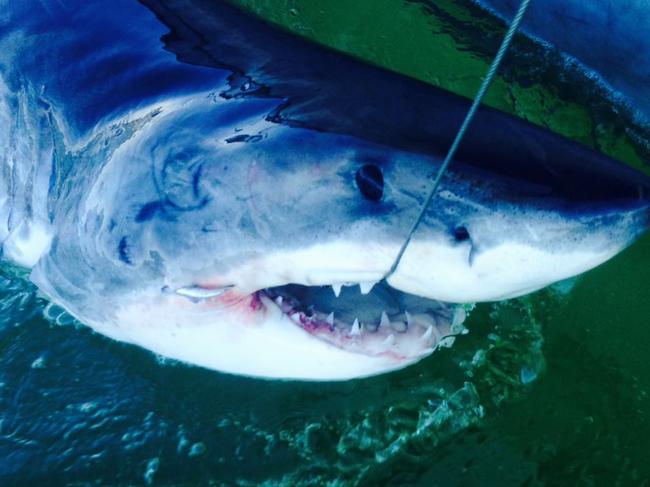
[102,277,472,381]
[249,281,468,361]
[86,192,650,380]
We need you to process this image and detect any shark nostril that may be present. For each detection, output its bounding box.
[453,226,470,242]
[355,164,384,201]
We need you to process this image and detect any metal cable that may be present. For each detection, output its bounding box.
[383,0,531,280]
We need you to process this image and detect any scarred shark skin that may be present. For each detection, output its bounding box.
[0,0,648,380]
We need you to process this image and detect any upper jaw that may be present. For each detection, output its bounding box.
[167,240,400,297]
[166,235,628,309]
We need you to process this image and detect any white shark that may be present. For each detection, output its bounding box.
[0,0,648,380]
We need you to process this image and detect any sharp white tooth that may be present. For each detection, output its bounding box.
[332,284,342,298]
[405,311,413,328]
[350,319,361,336]
[380,311,390,328]
[326,312,334,326]
[359,281,376,295]
[275,296,283,306]
[421,325,433,341]
[382,334,395,347]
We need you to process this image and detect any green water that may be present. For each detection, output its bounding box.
[491,233,650,484]
[225,0,650,483]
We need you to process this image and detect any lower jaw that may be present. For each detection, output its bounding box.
[101,282,470,380]
[100,294,439,380]
[255,283,468,361]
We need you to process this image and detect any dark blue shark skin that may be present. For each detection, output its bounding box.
[0,0,649,380]
[0,0,225,136]
[143,0,650,203]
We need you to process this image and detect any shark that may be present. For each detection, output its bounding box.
[0,0,648,380]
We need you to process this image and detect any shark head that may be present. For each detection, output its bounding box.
[27,93,649,380]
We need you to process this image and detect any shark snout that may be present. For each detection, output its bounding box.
[384,194,650,303]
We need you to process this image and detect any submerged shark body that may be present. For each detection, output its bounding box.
[0,0,648,379]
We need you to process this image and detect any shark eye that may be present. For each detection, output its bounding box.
[453,226,470,242]
[355,164,384,201]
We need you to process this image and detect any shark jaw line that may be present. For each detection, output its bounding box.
[95,277,469,381]
[174,280,467,363]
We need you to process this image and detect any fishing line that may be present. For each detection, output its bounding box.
[383,0,531,281]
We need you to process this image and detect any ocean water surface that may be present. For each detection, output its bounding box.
[1,0,649,485]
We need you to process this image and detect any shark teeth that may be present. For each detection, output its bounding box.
[421,325,433,341]
[330,281,379,297]
[380,311,390,328]
[358,281,377,295]
[350,318,361,336]
[256,285,468,358]
[331,284,342,298]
